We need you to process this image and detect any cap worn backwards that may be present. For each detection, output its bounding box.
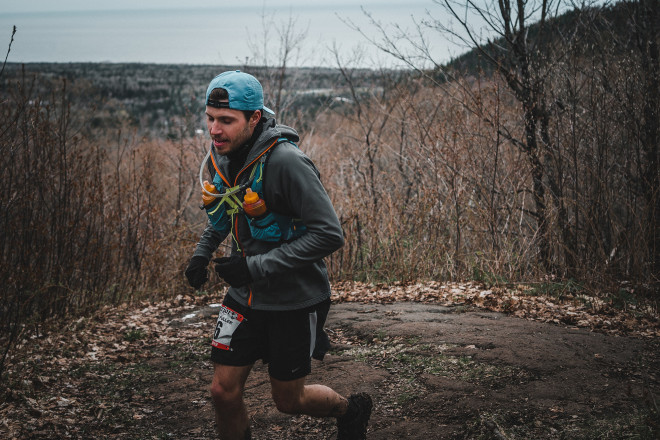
[205,70,274,115]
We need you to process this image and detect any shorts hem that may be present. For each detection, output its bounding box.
[268,365,311,382]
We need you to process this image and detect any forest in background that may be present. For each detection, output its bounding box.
[0,0,658,373]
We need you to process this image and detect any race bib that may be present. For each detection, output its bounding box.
[211,305,245,351]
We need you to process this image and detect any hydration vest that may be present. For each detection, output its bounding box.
[203,138,307,249]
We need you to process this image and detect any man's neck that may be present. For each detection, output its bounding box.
[227,118,264,181]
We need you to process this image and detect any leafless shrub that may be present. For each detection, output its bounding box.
[316,0,658,293]
[0,67,205,373]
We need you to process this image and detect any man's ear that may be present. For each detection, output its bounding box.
[250,110,262,128]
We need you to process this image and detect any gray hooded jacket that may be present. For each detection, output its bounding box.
[193,116,344,311]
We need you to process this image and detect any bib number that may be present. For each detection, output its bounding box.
[212,305,245,351]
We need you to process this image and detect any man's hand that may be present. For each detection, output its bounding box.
[185,256,210,289]
[213,255,252,287]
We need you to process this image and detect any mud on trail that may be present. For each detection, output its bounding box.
[2,284,659,439]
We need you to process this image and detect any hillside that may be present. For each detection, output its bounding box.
[445,1,639,76]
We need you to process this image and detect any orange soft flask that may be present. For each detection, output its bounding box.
[242,188,266,217]
[202,180,220,207]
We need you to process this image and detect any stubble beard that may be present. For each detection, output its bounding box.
[216,123,253,156]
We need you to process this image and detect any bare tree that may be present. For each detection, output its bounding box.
[342,1,578,273]
[244,6,314,127]
[437,0,585,273]
[631,0,660,280]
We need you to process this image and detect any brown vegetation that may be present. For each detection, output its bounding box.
[0,0,658,378]
[321,0,659,289]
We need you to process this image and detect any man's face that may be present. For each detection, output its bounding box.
[206,105,260,156]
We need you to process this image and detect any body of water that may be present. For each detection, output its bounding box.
[0,3,460,68]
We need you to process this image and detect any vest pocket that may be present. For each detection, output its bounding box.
[206,200,231,234]
[246,212,282,242]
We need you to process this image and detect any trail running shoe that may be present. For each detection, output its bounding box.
[336,392,373,440]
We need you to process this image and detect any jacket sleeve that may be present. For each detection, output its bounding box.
[246,145,344,278]
[192,220,229,260]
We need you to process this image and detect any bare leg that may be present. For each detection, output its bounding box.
[270,375,349,417]
[210,363,254,440]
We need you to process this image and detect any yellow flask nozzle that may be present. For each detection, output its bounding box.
[244,188,259,204]
[202,180,220,206]
[203,180,219,194]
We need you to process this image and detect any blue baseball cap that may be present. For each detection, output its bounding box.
[205,70,274,115]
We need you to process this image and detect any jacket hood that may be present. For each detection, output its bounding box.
[252,116,300,158]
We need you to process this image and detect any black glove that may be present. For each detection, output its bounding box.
[213,255,252,288]
[185,256,210,289]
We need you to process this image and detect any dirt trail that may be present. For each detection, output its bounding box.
[143,301,659,439]
[321,303,658,438]
[2,295,658,439]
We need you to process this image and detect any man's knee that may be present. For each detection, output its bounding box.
[210,364,252,410]
[210,380,243,408]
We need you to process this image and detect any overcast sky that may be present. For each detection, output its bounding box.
[3,0,598,67]
[2,0,460,67]
[3,0,411,14]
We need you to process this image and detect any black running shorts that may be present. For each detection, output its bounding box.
[210,294,331,381]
